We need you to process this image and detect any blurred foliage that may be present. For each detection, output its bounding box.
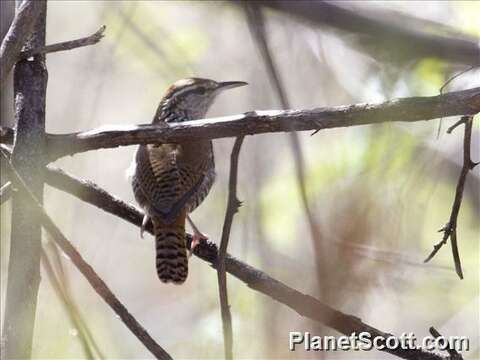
[1,1,478,359]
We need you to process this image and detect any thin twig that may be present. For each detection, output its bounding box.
[43,239,106,359]
[19,25,106,59]
[437,66,478,138]
[40,249,95,360]
[244,3,327,301]
[217,136,244,360]
[30,162,451,360]
[424,116,477,278]
[36,87,480,162]
[1,150,173,360]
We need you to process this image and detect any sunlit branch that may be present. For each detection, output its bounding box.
[19,25,106,59]
[39,87,480,161]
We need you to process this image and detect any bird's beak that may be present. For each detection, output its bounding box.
[216,81,248,91]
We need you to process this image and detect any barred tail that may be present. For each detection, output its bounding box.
[153,220,188,284]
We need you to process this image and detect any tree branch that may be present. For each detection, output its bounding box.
[0,0,44,84]
[33,164,451,360]
[19,25,106,59]
[217,136,244,360]
[1,151,173,360]
[2,1,47,357]
[424,115,477,278]
[256,0,480,66]
[43,87,480,161]
[244,3,328,303]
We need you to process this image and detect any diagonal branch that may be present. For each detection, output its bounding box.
[19,25,106,59]
[41,87,480,161]
[1,151,173,360]
[33,163,452,360]
[424,115,477,278]
[0,0,44,84]
[217,136,244,360]
[256,0,480,66]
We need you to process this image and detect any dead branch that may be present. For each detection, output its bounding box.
[2,1,47,357]
[256,0,480,66]
[0,0,44,84]
[38,87,480,161]
[1,151,173,360]
[424,115,477,278]
[19,25,106,59]
[34,164,451,360]
[217,136,244,360]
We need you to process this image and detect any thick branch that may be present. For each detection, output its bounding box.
[217,137,244,360]
[1,152,172,360]
[2,1,47,357]
[257,0,480,66]
[0,0,43,84]
[45,87,480,161]
[38,166,449,360]
[19,25,106,59]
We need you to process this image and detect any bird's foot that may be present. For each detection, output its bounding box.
[188,232,209,257]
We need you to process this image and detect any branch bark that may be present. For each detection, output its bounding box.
[44,87,480,161]
[1,152,173,360]
[2,1,47,357]
[424,115,478,278]
[0,0,44,85]
[257,0,480,66]
[35,165,450,360]
[19,25,106,59]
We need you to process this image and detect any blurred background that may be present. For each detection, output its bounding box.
[1,1,479,359]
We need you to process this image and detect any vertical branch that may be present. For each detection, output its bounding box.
[244,4,327,297]
[217,136,244,360]
[425,115,478,278]
[2,1,47,358]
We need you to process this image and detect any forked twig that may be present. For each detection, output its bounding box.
[217,136,244,360]
[425,115,477,278]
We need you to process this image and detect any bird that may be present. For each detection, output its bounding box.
[130,78,247,284]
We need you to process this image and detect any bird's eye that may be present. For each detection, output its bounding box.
[197,87,207,95]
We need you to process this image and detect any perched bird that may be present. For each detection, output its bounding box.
[130,78,247,284]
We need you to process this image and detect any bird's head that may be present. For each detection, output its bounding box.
[154,78,248,122]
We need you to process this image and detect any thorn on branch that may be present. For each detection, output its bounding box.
[425,115,477,279]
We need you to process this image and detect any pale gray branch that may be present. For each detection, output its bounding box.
[45,87,480,161]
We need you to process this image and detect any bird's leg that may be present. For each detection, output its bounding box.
[140,214,149,238]
[187,215,208,256]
